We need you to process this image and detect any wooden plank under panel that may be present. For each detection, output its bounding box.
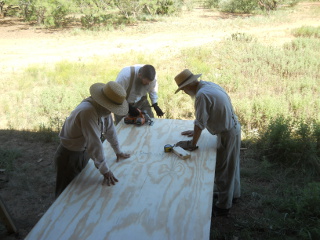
[25,119,217,240]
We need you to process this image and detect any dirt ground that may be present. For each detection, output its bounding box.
[0,2,319,239]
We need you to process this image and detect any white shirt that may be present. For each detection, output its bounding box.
[194,81,238,135]
[59,101,120,175]
[115,64,158,104]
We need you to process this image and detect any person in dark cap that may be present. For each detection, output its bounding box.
[174,69,241,217]
[113,64,164,124]
[54,81,130,198]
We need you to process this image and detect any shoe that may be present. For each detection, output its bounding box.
[213,205,229,217]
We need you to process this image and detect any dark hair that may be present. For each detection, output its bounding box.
[139,65,156,81]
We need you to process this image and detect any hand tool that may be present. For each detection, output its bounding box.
[164,144,191,160]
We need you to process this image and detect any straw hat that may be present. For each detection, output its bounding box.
[90,81,128,116]
[174,69,201,94]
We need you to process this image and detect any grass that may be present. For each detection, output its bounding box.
[292,25,320,38]
[2,34,319,133]
[210,139,320,239]
[1,4,320,239]
[230,157,320,239]
[0,148,21,172]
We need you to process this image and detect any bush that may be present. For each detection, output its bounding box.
[0,148,21,172]
[255,117,320,175]
[203,0,219,9]
[219,0,258,13]
[292,25,320,39]
[297,182,320,219]
[16,0,71,27]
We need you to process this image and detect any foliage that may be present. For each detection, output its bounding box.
[266,182,320,239]
[113,0,144,18]
[113,0,182,19]
[5,0,182,27]
[2,22,320,135]
[36,123,60,142]
[2,0,305,27]
[213,32,319,132]
[202,0,220,8]
[154,0,182,15]
[80,13,116,29]
[254,116,320,175]
[12,0,72,26]
[68,0,182,28]
[202,0,301,13]
[0,147,21,171]
[292,25,320,38]
[219,0,258,13]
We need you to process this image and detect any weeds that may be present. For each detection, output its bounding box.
[1,26,320,140]
[0,148,21,172]
[254,117,320,175]
[292,25,320,38]
[225,148,320,239]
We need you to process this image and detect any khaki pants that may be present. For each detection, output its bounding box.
[215,123,241,209]
[114,96,154,125]
[54,144,90,198]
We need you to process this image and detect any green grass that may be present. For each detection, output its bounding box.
[1,28,319,135]
[292,25,320,38]
[0,148,21,172]
[210,141,320,239]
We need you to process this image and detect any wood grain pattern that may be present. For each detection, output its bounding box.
[26,119,217,240]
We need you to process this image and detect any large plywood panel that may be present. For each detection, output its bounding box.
[26,119,217,240]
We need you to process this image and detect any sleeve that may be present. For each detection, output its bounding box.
[115,67,131,91]
[80,109,110,175]
[103,115,121,154]
[148,78,159,105]
[194,93,209,130]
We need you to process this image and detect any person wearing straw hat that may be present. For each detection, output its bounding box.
[174,69,241,217]
[54,81,130,198]
[113,64,164,124]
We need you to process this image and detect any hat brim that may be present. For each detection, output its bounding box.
[175,74,202,94]
[90,83,128,116]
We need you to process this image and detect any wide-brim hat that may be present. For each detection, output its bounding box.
[174,69,202,94]
[90,81,128,116]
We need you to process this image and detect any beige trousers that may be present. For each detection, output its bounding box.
[214,123,241,209]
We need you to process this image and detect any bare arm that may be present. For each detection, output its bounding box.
[191,124,203,147]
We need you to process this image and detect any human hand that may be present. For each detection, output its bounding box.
[175,140,198,151]
[181,130,194,137]
[152,103,164,117]
[116,152,130,162]
[102,171,119,186]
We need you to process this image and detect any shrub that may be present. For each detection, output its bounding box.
[219,0,258,13]
[0,148,21,172]
[256,117,320,175]
[202,0,220,9]
[16,0,71,27]
[292,25,320,39]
